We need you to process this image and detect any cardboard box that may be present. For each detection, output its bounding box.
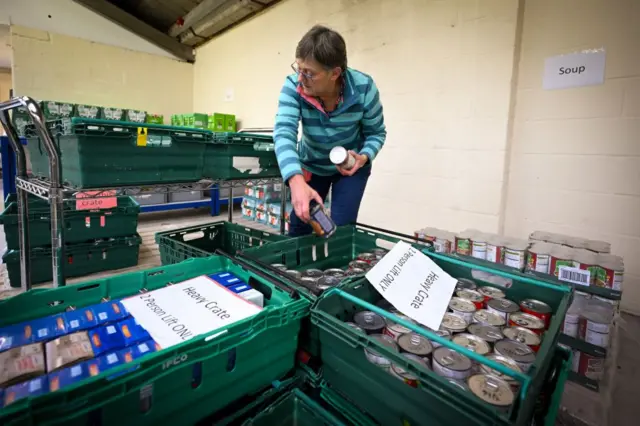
[224,114,236,132]
[208,113,226,132]
[145,114,164,125]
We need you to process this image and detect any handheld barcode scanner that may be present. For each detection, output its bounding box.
[308,200,336,238]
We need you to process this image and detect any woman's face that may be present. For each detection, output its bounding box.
[295,58,340,96]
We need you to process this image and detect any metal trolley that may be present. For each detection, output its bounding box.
[0,96,287,291]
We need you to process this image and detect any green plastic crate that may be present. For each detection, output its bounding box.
[102,107,125,121]
[25,118,210,188]
[242,388,345,426]
[0,194,140,250]
[0,255,309,426]
[40,101,75,119]
[310,254,573,426]
[75,104,102,119]
[2,234,142,287]
[202,133,280,179]
[155,221,288,265]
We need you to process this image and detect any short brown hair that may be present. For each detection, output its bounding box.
[296,25,347,72]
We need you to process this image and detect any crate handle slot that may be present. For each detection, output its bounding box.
[77,283,101,292]
[183,231,205,242]
[325,288,532,397]
[355,222,435,250]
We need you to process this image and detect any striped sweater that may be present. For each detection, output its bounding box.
[273,68,387,182]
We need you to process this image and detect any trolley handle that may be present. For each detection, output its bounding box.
[354,222,435,250]
[235,252,323,297]
[214,249,300,300]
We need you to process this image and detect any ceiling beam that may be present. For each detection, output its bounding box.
[72,0,195,63]
[168,0,229,38]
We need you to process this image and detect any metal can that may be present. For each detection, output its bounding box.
[345,267,366,276]
[503,326,541,352]
[440,313,468,334]
[271,263,288,271]
[471,234,488,260]
[349,260,370,271]
[345,322,366,333]
[389,353,431,388]
[562,308,580,338]
[397,332,434,359]
[303,269,324,279]
[456,289,485,309]
[526,243,553,274]
[449,297,477,323]
[468,323,504,344]
[308,200,337,238]
[455,278,477,291]
[451,333,491,356]
[480,354,522,393]
[384,314,414,340]
[432,347,473,381]
[455,229,478,256]
[578,352,604,381]
[353,311,387,334]
[472,309,506,328]
[284,270,302,280]
[486,298,520,323]
[519,299,552,329]
[549,246,574,278]
[494,340,536,372]
[316,276,341,291]
[357,252,377,264]
[324,268,346,279]
[596,259,624,290]
[428,328,452,348]
[579,310,612,348]
[503,240,529,270]
[300,276,319,289]
[509,312,545,336]
[467,374,514,411]
[573,250,598,286]
[433,232,454,254]
[372,248,388,260]
[486,236,505,263]
[477,286,506,303]
[364,334,398,368]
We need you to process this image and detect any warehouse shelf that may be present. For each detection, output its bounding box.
[559,333,608,357]
[0,96,287,292]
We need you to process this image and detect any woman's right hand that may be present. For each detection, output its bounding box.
[289,174,323,222]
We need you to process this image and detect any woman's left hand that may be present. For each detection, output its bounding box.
[337,151,368,176]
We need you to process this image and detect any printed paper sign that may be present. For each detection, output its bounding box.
[75,190,117,210]
[365,241,457,330]
[543,49,606,90]
[121,276,262,348]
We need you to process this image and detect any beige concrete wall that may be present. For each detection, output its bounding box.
[10,26,193,120]
[194,0,521,235]
[504,0,640,313]
[0,69,11,101]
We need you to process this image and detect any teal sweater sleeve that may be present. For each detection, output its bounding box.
[359,79,386,161]
[273,77,303,183]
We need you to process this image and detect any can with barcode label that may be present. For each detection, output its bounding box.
[486,236,505,263]
[526,243,552,274]
[471,234,488,260]
[572,250,598,286]
[549,246,574,278]
[449,297,477,323]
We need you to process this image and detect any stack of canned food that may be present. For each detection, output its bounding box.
[270,248,388,292]
[527,231,624,291]
[342,277,556,412]
[561,292,617,381]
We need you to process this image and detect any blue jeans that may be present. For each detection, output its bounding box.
[289,166,371,237]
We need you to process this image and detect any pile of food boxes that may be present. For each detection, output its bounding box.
[170,112,236,132]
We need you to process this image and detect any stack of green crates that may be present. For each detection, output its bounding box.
[0,194,142,287]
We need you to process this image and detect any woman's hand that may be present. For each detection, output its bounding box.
[289,175,323,222]
[337,151,368,176]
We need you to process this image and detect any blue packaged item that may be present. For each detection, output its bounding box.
[3,376,48,406]
[208,272,243,287]
[85,351,122,378]
[0,323,32,352]
[228,283,252,294]
[131,340,159,360]
[49,363,87,392]
[29,314,67,343]
[64,306,98,332]
[89,324,126,355]
[117,318,150,346]
[92,300,128,325]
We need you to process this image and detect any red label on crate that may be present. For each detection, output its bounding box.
[75,191,117,210]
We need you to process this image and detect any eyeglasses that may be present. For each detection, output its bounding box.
[291,62,316,80]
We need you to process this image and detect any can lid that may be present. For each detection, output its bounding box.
[520,298,552,314]
[510,312,545,330]
[473,309,506,327]
[354,311,387,330]
[441,313,468,331]
[468,324,504,343]
[455,278,477,291]
[487,298,520,313]
[468,374,514,407]
[302,269,324,278]
[370,334,398,352]
[285,270,301,278]
[316,276,341,290]
[451,333,491,356]
[503,326,541,346]
[391,353,430,378]
[495,339,536,363]
[433,347,472,371]
[329,146,348,165]
[477,286,506,299]
[397,332,433,356]
[481,354,522,381]
[386,314,414,333]
[456,289,484,302]
[449,297,476,313]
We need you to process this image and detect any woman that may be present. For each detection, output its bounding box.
[274,25,387,236]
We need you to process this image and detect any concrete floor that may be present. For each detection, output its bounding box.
[0,201,638,425]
